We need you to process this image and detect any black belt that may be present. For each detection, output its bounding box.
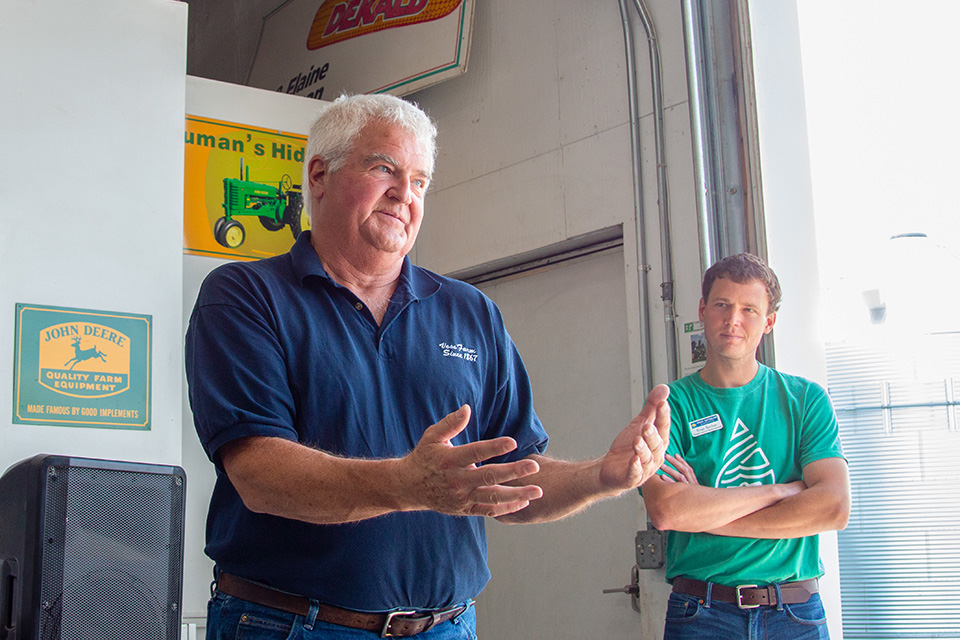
[672,576,819,609]
[216,572,469,637]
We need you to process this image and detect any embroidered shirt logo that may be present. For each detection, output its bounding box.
[439,342,478,362]
[714,419,775,487]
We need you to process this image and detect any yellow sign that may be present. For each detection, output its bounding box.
[183,116,310,260]
[38,322,132,398]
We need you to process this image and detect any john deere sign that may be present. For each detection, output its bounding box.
[13,304,151,430]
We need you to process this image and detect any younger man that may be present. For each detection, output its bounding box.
[641,253,850,640]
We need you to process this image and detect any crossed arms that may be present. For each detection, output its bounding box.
[642,452,850,538]
[220,385,671,526]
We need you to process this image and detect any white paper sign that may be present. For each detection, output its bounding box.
[247,0,474,99]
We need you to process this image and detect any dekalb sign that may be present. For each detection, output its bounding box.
[247,0,474,98]
[307,0,463,49]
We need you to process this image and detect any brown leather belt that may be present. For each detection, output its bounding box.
[216,572,469,637]
[672,576,819,609]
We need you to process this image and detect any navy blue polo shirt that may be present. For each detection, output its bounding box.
[185,231,548,611]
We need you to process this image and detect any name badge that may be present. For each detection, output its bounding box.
[690,414,723,437]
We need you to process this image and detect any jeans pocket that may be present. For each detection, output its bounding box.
[665,593,702,624]
[236,611,298,640]
[208,592,299,640]
[454,606,478,639]
[784,594,827,626]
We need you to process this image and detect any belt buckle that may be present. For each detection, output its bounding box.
[736,584,759,609]
[381,609,418,637]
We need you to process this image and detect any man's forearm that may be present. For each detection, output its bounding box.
[495,455,619,524]
[501,389,672,524]
[707,476,850,538]
[222,436,413,524]
[707,491,846,539]
[236,449,612,527]
[221,409,547,525]
[644,477,802,533]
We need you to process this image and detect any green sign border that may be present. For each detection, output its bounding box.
[12,303,152,430]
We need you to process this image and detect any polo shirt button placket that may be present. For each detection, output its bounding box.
[355,302,364,311]
[376,332,386,355]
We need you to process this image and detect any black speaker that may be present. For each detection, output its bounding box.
[0,454,186,640]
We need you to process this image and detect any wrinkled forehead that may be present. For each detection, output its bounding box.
[354,120,434,176]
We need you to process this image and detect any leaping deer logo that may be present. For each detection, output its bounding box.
[64,337,107,370]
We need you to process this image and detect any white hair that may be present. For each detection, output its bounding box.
[301,94,438,220]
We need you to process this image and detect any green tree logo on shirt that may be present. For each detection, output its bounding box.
[715,420,776,487]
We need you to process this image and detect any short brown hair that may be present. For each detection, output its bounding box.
[701,253,781,313]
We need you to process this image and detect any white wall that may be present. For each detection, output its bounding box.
[0,0,187,471]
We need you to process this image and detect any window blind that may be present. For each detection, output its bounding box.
[825,333,960,639]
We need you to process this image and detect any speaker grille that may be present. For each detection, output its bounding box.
[39,464,184,640]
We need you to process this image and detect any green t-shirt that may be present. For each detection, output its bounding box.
[654,364,845,586]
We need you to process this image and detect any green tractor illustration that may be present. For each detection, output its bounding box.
[215,160,305,248]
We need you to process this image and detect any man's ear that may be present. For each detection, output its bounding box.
[763,311,777,335]
[698,298,706,322]
[307,156,327,201]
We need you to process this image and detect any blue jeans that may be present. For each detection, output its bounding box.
[663,590,829,640]
[206,592,477,640]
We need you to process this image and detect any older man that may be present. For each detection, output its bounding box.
[186,93,670,640]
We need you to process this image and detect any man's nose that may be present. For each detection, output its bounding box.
[388,177,414,204]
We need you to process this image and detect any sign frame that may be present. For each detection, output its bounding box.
[247,0,475,99]
[12,303,152,430]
